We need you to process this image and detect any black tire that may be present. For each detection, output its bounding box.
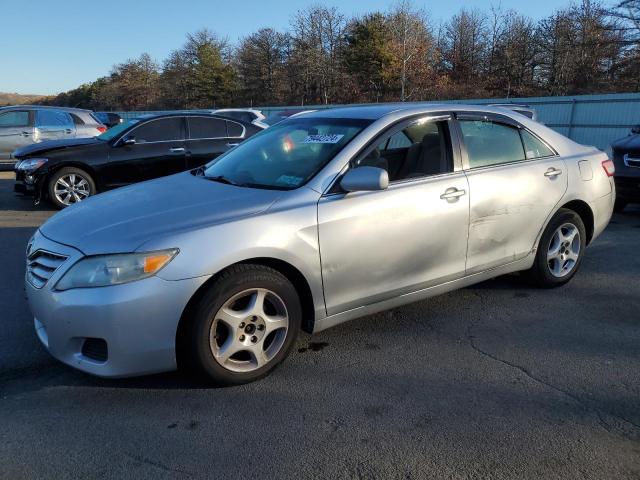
[613,199,627,213]
[186,264,301,386]
[525,208,587,288]
[47,166,96,209]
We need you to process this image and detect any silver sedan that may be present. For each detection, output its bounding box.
[25,104,615,385]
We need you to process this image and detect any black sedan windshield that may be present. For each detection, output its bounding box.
[203,117,371,189]
[96,119,139,141]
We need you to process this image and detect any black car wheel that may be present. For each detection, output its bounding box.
[47,167,96,209]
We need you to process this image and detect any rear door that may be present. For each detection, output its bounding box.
[36,109,75,142]
[185,116,232,169]
[105,117,187,186]
[0,109,34,159]
[456,113,567,274]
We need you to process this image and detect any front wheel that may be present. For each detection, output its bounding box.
[187,264,301,386]
[525,208,586,288]
[47,167,96,209]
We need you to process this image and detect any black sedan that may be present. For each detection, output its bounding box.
[13,113,261,208]
[610,125,640,212]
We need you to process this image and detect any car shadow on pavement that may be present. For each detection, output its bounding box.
[0,175,56,210]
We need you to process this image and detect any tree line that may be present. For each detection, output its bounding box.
[42,0,640,111]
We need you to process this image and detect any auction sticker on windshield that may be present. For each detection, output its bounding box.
[303,134,344,144]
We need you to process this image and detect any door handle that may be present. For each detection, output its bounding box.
[544,167,563,178]
[65,129,73,134]
[226,143,239,148]
[169,147,185,153]
[440,188,466,201]
[21,131,31,137]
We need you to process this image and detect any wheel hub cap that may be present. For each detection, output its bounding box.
[54,173,90,205]
[209,288,289,373]
[547,223,581,278]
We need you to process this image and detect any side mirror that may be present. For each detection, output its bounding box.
[120,135,135,146]
[340,166,389,193]
[631,125,640,135]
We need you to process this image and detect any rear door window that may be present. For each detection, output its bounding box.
[36,110,74,129]
[188,117,227,139]
[0,110,30,127]
[131,117,184,143]
[459,120,525,168]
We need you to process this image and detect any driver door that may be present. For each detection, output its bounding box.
[317,115,470,316]
[105,117,187,187]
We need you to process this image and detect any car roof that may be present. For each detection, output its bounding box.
[303,103,524,120]
[0,105,94,113]
[130,112,253,126]
[214,108,262,113]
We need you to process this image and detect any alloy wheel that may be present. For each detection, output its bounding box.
[209,288,289,373]
[547,223,581,278]
[54,173,91,205]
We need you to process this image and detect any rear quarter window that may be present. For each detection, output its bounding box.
[226,121,245,138]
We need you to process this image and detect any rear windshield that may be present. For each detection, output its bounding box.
[96,119,140,141]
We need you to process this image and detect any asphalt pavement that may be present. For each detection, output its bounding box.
[1,171,639,479]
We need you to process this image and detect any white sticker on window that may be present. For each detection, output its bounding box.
[276,175,303,186]
[302,134,344,144]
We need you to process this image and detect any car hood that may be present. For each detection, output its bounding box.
[40,172,283,255]
[13,137,101,158]
[611,133,640,152]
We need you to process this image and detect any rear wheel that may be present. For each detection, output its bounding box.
[47,167,95,209]
[187,264,301,386]
[525,208,586,288]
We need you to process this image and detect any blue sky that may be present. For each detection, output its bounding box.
[2,0,568,95]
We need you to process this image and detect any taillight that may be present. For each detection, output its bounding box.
[601,159,615,177]
[97,125,107,133]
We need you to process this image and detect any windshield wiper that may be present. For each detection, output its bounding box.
[205,174,243,186]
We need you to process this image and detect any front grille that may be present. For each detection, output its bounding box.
[26,249,68,289]
[624,154,640,168]
[81,338,108,362]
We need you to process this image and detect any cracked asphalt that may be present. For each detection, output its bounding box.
[1,171,639,479]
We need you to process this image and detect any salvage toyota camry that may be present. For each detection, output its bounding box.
[25,104,615,385]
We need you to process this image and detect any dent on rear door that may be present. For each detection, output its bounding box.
[464,157,568,274]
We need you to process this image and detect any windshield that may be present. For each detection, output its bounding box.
[96,119,139,141]
[203,117,371,189]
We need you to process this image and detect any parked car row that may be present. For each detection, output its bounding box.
[5,102,640,212]
[13,113,261,208]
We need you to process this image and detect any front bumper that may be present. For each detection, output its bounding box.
[14,168,42,197]
[614,176,640,202]
[26,230,208,378]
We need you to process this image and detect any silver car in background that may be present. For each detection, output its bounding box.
[212,108,269,129]
[0,105,106,167]
[24,104,614,385]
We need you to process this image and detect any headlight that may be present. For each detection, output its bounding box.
[55,249,178,291]
[17,158,48,171]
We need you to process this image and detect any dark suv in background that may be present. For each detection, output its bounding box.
[610,125,640,212]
